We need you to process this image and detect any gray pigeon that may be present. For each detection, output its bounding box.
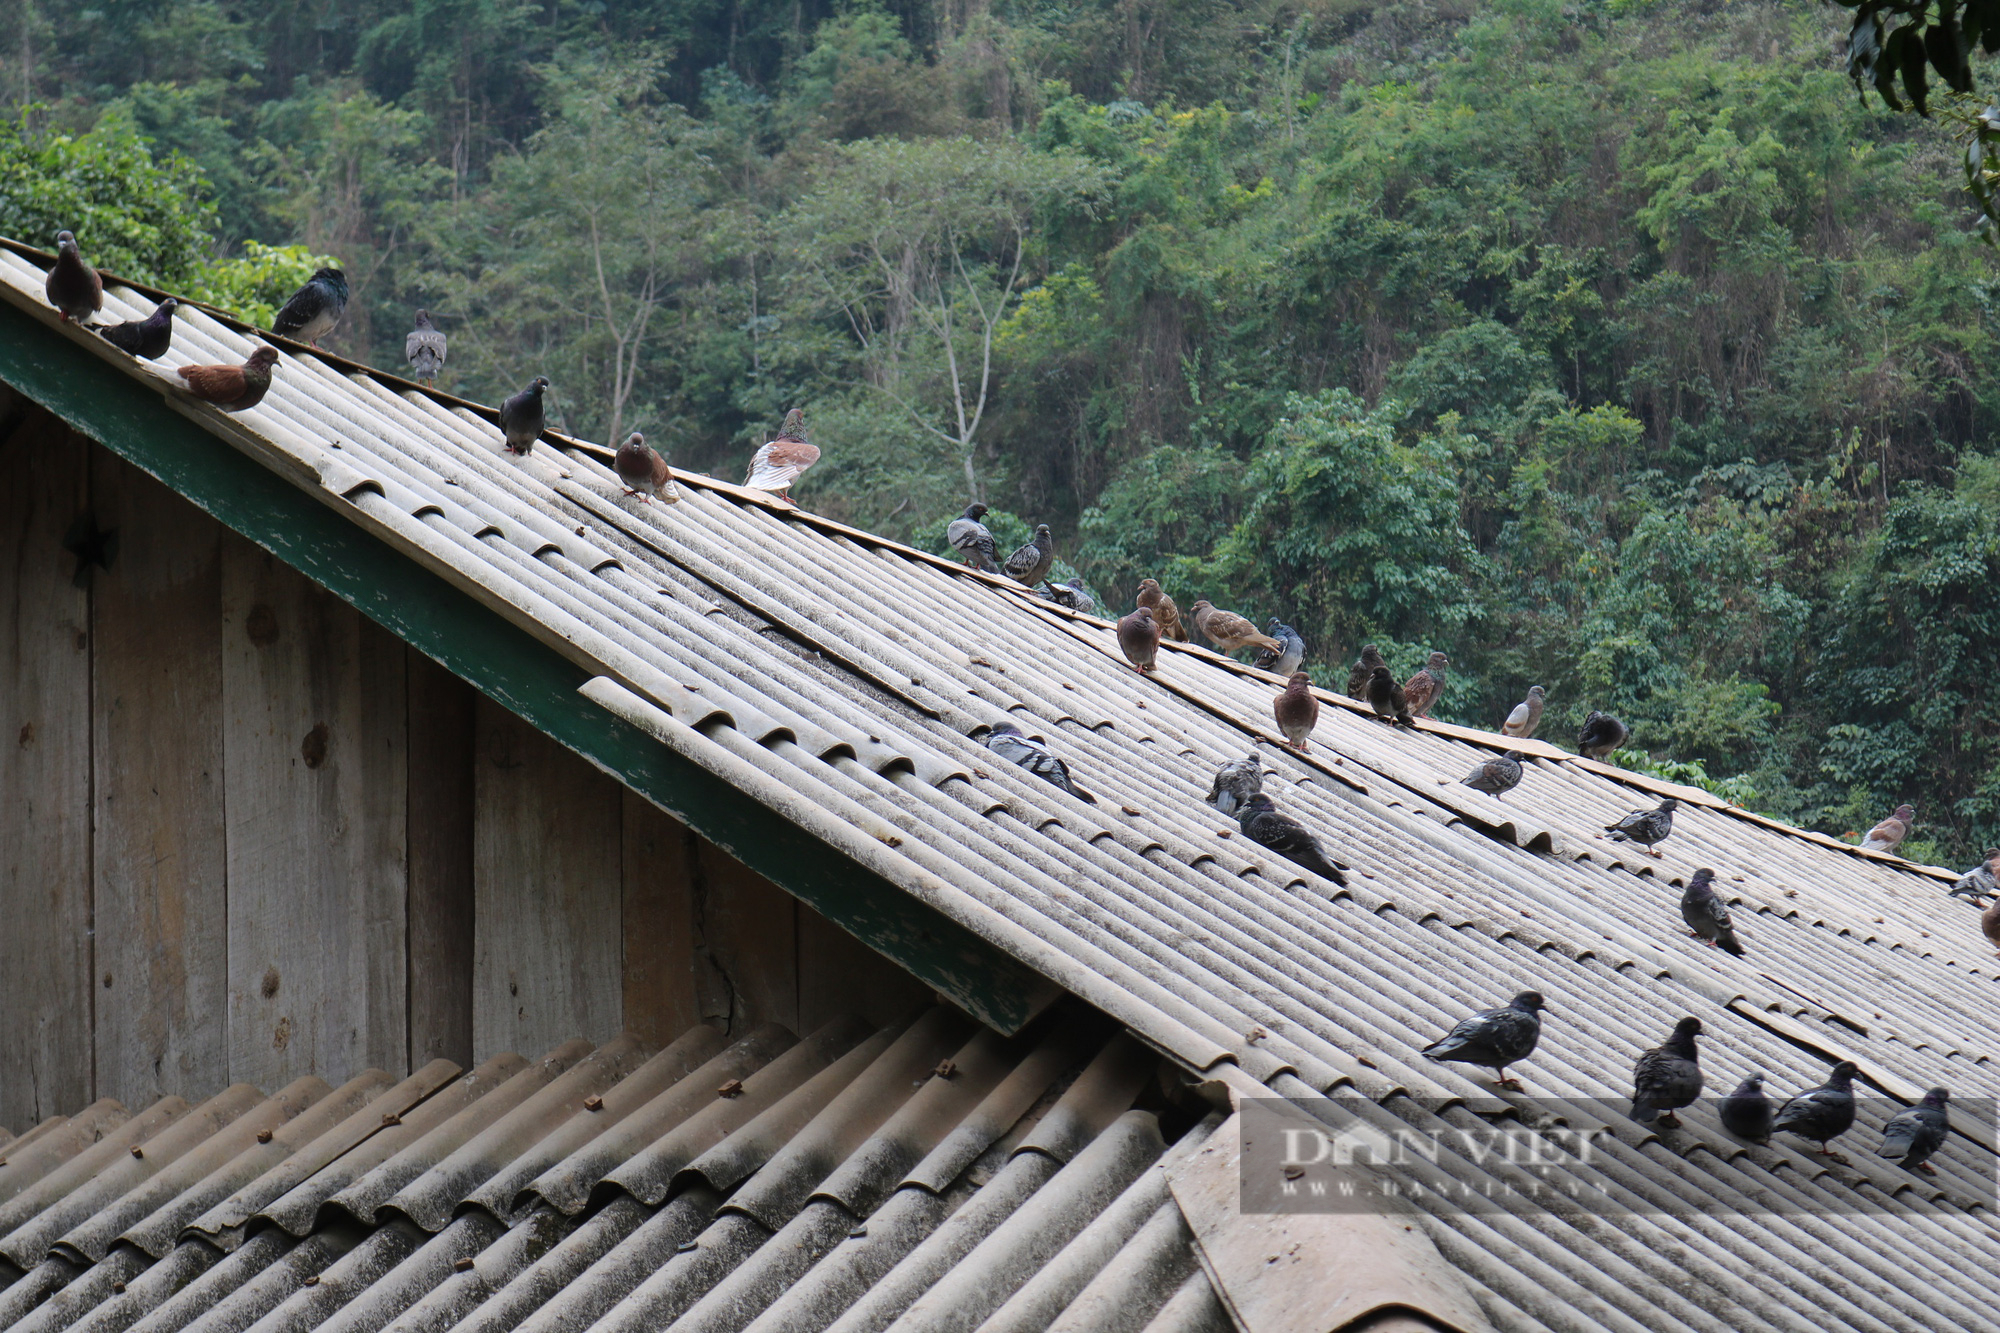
[1253,619,1306,676]
[1420,992,1545,1090]
[1205,753,1262,818]
[1876,1088,1950,1174]
[947,503,999,572]
[1238,793,1347,886]
[1719,1073,1772,1141]
[97,297,177,359]
[1042,579,1096,615]
[1680,868,1744,956]
[1501,685,1545,739]
[45,230,101,323]
[1630,1016,1704,1127]
[271,266,348,346]
[983,721,1092,803]
[1771,1060,1860,1155]
[1460,750,1524,799]
[1948,849,2000,903]
[499,375,550,455]
[406,309,446,384]
[1606,797,1678,858]
[1578,710,1630,759]
[1002,525,1056,587]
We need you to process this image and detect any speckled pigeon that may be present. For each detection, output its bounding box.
[1273,672,1319,753]
[1346,645,1386,701]
[1501,686,1545,739]
[1042,579,1096,615]
[1420,991,1545,1090]
[1719,1073,1773,1141]
[498,376,550,455]
[1772,1060,1860,1155]
[1117,607,1160,674]
[947,503,999,572]
[405,309,446,384]
[614,432,676,504]
[177,346,279,412]
[1460,750,1524,799]
[1985,899,2000,956]
[1680,868,1744,956]
[1365,665,1413,727]
[1630,1016,1704,1127]
[1577,711,1629,759]
[1860,804,1916,854]
[1605,797,1677,858]
[1877,1088,1949,1174]
[1135,579,1187,642]
[1948,849,2000,903]
[97,297,176,359]
[1253,619,1305,676]
[1238,793,1348,886]
[1190,601,1282,655]
[745,408,818,502]
[45,231,101,323]
[1002,525,1056,587]
[271,266,348,346]
[1206,753,1262,818]
[983,720,1092,802]
[1401,652,1449,718]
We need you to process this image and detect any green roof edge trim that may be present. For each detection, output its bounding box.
[0,300,1058,1035]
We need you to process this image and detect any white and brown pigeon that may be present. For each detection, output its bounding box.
[614,432,677,504]
[1273,672,1319,752]
[1501,685,1545,738]
[1860,804,1916,855]
[745,408,818,503]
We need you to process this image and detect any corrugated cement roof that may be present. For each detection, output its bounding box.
[0,245,1995,1333]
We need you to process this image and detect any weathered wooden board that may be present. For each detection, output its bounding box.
[221,535,407,1088]
[473,700,622,1060]
[407,649,476,1069]
[798,901,931,1033]
[0,410,92,1124]
[620,790,700,1046]
[90,451,228,1107]
[690,836,798,1036]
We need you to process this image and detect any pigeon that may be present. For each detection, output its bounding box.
[1042,579,1096,615]
[1630,1017,1704,1127]
[1117,607,1160,673]
[405,309,446,384]
[96,297,177,359]
[1577,711,1630,759]
[1345,645,1387,701]
[1983,898,2000,956]
[613,432,676,504]
[745,408,818,502]
[1365,665,1413,726]
[1947,849,2000,903]
[1237,793,1347,886]
[946,503,998,572]
[1680,868,1744,956]
[1605,797,1678,858]
[1002,525,1056,587]
[45,231,101,323]
[1205,753,1262,818]
[1401,652,1450,718]
[1460,750,1524,799]
[1501,685,1545,739]
[499,376,551,455]
[1718,1073,1773,1142]
[983,721,1092,802]
[1273,672,1319,752]
[1420,992,1545,1090]
[271,266,348,346]
[1191,601,1284,655]
[177,345,279,412]
[1135,579,1187,642]
[1771,1060,1860,1155]
[1877,1088,1950,1174]
[1859,803,1916,854]
[1253,619,1305,676]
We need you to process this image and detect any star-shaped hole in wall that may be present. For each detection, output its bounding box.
[62,511,118,588]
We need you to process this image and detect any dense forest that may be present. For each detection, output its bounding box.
[4,0,1996,864]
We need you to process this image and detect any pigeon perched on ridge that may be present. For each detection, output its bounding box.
[1365,665,1413,727]
[45,230,101,323]
[1273,672,1319,753]
[1719,1073,1773,1142]
[1982,898,2000,956]
[983,721,1092,802]
[177,345,279,412]
[1947,849,2000,903]
[1630,1017,1704,1127]
[499,376,551,455]
[405,309,446,385]
[1680,869,1744,956]
[1253,619,1305,676]
[614,432,677,504]
[1002,525,1056,588]
[1877,1088,1950,1175]
[745,408,818,503]
[96,297,176,359]
[1135,579,1187,642]
[947,503,999,573]
[1420,992,1545,1090]
[1043,579,1096,615]
[1117,607,1160,674]
[1191,601,1283,655]
[1501,686,1545,739]
[1346,645,1386,701]
[1460,751,1524,799]
[1577,711,1629,759]
[1605,797,1677,858]
[1237,793,1347,886]
[1859,804,1916,855]
[1401,652,1449,718]
[271,266,348,346]
[1772,1060,1860,1155]
[1206,753,1262,818]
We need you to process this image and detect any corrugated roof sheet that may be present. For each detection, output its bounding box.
[0,247,1995,1332]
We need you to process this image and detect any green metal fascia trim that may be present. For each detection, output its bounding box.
[0,300,1056,1034]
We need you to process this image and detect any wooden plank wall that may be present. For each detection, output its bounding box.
[0,411,929,1126]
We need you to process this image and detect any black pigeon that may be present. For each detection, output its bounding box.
[947,503,999,573]
[96,297,177,359]
[1719,1073,1773,1142]
[1948,849,2000,903]
[1680,869,1744,956]
[1042,579,1096,615]
[1421,992,1545,1090]
[1365,665,1413,727]
[1877,1088,1950,1175]
[1605,797,1678,858]
[1002,524,1056,587]
[271,267,348,346]
[1346,644,1386,700]
[499,376,551,455]
[1630,1017,1704,1127]
[1205,753,1262,819]
[1577,710,1630,759]
[1253,619,1306,676]
[1238,793,1347,886]
[45,230,101,322]
[1771,1060,1860,1156]
[406,309,446,384]
[1460,751,1524,799]
[983,721,1092,803]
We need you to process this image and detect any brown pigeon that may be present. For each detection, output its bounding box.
[1366,665,1414,726]
[1860,804,1916,855]
[1190,601,1283,654]
[1501,686,1545,738]
[745,408,818,503]
[1346,645,1386,700]
[1401,652,1450,718]
[614,432,677,504]
[1117,607,1160,674]
[1983,898,2000,956]
[1135,579,1187,642]
[1273,672,1320,752]
[45,230,101,323]
[177,346,279,412]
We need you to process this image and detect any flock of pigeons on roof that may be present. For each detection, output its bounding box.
[41,231,1985,1181]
